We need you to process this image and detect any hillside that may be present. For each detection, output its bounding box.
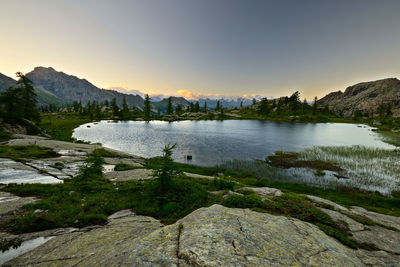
[318,78,400,118]
[0,72,66,106]
[26,67,144,108]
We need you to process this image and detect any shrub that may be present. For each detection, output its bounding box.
[212,177,235,190]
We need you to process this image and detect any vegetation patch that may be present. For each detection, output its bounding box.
[0,237,22,252]
[0,145,59,161]
[40,114,91,142]
[92,148,132,158]
[267,151,343,172]
[114,163,141,171]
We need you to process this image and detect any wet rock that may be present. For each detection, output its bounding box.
[0,168,62,184]
[239,186,283,197]
[104,169,154,181]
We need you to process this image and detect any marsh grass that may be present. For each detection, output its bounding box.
[222,146,400,196]
[298,146,400,195]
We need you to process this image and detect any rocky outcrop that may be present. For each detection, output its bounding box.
[5,205,385,266]
[4,210,163,266]
[318,78,400,117]
[239,186,283,197]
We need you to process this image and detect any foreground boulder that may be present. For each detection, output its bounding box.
[6,205,375,266]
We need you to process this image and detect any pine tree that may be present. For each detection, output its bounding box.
[203,102,207,113]
[111,98,119,117]
[154,144,178,190]
[120,96,130,120]
[16,72,40,123]
[312,97,318,115]
[216,100,220,111]
[144,94,151,120]
[194,101,200,112]
[167,97,173,115]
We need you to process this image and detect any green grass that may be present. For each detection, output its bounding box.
[237,178,400,217]
[92,148,132,158]
[114,163,142,171]
[0,145,59,161]
[40,113,91,142]
[376,129,400,147]
[0,127,12,142]
[145,156,242,177]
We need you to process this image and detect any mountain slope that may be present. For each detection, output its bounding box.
[318,78,400,117]
[0,72,66,106]
[0,73,16,91]
[26,67,144,108]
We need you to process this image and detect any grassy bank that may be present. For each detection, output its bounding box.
[40,113,91,142]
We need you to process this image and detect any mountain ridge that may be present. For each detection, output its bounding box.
[318,78,400,117]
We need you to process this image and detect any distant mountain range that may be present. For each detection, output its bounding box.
[318,78,400,117]
[3,67,398,117]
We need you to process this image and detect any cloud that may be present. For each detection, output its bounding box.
[106,83,144,97]
[106,85,268,101]
[177,89,266,101]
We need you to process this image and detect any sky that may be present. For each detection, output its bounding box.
[1,0,400,100]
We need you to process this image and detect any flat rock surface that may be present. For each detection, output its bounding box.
[307,195,349,211]
[183,172,214,180]
[351,226,400,254]
[104,168,154,181]
[318,207,365,232]
[0,191,37,216]
[349,206,400,231]
[103,157,143,167]
[239,186,283,197]
[5,211,162,266]
[124,205,365,266]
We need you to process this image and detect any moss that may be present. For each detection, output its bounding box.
[0,145,59,160]
[92,148,132,158]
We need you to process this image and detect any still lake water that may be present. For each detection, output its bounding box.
[73,120,393,166]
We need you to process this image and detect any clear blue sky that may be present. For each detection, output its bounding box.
[1,0,400,99]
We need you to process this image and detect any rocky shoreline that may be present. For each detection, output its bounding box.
[1,135,400,266]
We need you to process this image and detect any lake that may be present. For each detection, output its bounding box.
[73,120,393,166]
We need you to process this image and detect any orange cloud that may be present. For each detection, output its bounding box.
[177,90,200,100]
